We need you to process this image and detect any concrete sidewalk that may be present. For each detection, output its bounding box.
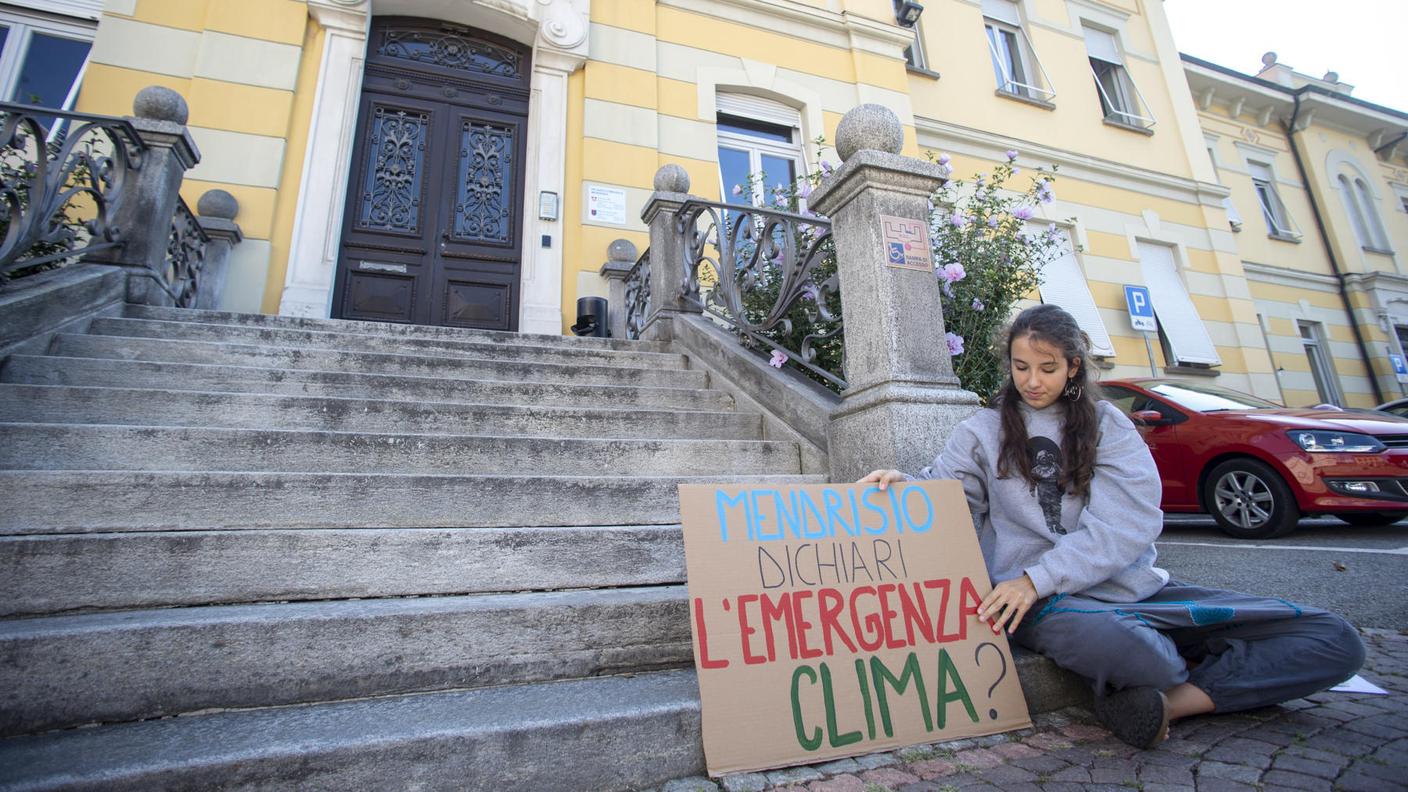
[656,628,1407,792]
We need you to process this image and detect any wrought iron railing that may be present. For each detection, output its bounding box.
[624,246,650,340]
[676,199,845,389]
[160,197,209,308]
[0,103,146,283]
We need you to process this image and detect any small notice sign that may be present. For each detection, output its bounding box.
[587,184,627,225]
[879,214,933,272]
[679,481,1031,777]
[1391,353,1408,385]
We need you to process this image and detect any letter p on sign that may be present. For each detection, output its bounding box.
[1124,285,1156,332]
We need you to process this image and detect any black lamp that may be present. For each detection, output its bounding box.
[895,0,924,27]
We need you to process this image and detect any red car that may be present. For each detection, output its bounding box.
[1100,378,1408,539]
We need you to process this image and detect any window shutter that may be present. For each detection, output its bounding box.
[716,94,800,130]
[1036,227,1115,357]
[1082,26,1122,64]
[1222,196,1243,227]
[981,0,1021,25]
[1137,242,1221,366]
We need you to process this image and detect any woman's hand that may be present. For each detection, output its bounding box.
[977,574,1038,635]
[857,469,906,490]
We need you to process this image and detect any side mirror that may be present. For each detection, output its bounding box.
[1131,409,1170,426]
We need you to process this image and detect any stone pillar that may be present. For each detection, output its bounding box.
[279,0,369,318]
[85,86,200,306]
[597,238,637,339]
[193,189,243,310]
[639,164,699,342]
[808,104,981,483]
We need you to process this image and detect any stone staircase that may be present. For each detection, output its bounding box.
[0,304,825,791]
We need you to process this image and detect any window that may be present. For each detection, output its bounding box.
[1034,226,1114,356]
[715,95,805,208]
[983,0,1053,102]
[1082,25,1154,129]
[904,21,928,71]
[1337,174,1392,252]
[1207,144,1243,231]
[1298,321,1342,406]
[1137,241,1221,367]
[0,6,95,133]
[1247,160,1300,240]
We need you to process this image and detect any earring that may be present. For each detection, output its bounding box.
[1063,380,1083,400]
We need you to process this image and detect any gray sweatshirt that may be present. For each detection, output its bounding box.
[913,399,1169,603]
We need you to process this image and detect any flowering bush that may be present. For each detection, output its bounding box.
[928,149,1072,404]
[724,146,1071,401]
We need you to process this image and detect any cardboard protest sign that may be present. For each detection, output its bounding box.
[679,480,1031,776]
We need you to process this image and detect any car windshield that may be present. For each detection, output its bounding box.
[1146,381,1282,412]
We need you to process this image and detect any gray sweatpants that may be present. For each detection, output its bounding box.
[1012,581,1365,713]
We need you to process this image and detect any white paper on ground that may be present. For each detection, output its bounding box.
[1329,674,1389,695]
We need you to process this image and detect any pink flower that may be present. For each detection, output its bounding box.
[972,297,985,311]
[949,213,968,229]
[1006,149,1019,161]
[987,215,1000,228]
[731,184,743,196]
[1037,182,1054,204]
[769,349,788,368]
[938,153,952,165]
[942,262,966,283]
[1013,206,1034,220]
[946,332,965,357]
[801,283,819,301]
[820,161,834,175]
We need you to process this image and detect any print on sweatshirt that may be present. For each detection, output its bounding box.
[1027,436,1067,535]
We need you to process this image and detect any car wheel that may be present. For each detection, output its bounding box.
[1333,512,1406,527]
[1203,458,1300,540]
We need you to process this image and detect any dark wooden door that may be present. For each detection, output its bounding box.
[332,18,530,330]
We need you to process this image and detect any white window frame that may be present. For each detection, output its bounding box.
[1033,224,1114,357]
[982,0,1054,103]
[1351,177,1392,252]
[1246,160,1301,240]
[715,94,806,209]
[1082,25,1155,130]
[904,20,929,71]
[1205,140,1243,231]
[1298,320,1342,406]
[0,6,95,106]
[1137,240,1221,367]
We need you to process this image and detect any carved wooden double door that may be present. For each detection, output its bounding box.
[332,18,530,330]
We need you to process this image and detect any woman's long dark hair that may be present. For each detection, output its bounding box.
[995,304,1102,499]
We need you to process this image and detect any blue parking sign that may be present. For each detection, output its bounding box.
[1124,285,1156,332]
[1391,354,1408,383]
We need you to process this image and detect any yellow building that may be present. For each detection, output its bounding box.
[11,0,1398,403]
[1186,52,1408,408]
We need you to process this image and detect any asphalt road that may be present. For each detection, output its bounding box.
[1155,514,1408,631]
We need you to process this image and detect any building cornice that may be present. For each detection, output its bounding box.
[658,0,912,55]
[913,116,1230,208]
[1240,261,1341,291]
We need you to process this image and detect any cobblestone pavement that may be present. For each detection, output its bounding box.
[651,628,1408,792]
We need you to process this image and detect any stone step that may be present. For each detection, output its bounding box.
[122,302,672,353]
[48,333,708,390]
[0,525,685,617]
[0,669,702,792]
[0,354,735,411]
[0,586,691,737]
[0,423,799,476]
[1,471,825,534]
[88,316,690,370]
[0,384,760,439]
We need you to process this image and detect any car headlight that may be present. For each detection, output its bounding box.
[1289,430,1386,453]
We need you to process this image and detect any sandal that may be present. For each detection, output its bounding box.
[1093,686,1170,749]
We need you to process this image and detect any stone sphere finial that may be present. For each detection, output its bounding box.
[653,164,690,193]
[607,238,638,262]
[1261,51,1278,68]
[835,103,903,162]
[1322,70,1339,83]
[133,86,189,124]
[197,189,239,220]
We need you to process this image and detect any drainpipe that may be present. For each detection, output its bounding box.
[1286,91,1386,403]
